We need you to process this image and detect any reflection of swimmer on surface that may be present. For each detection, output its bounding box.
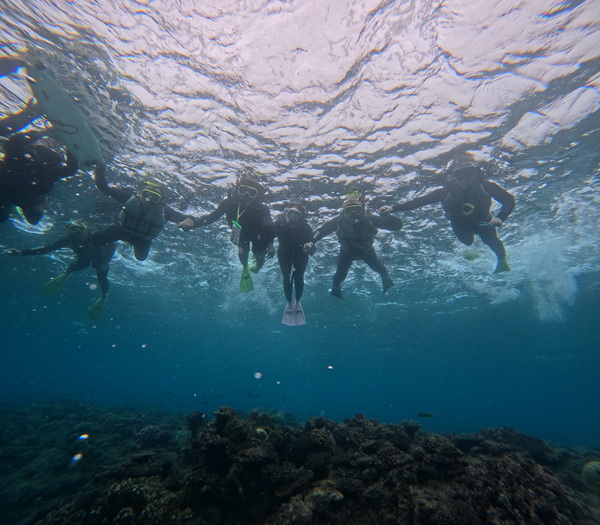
[3,220,116,319]
[381,153,515,274]
[90,162,195,262]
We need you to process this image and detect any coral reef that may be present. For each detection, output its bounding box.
[0,402,598,524]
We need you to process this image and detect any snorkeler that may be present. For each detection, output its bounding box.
[3,220,116,319]
[380,153,515,273]
[274,201,316,326]
[312,193,403,300]
[0,129,79,225]
[183,168,275,293]
[90,162,195,261]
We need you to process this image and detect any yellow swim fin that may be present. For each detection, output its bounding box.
[240,266,254,293]
[86,294,108,320]
[42,272,70,295]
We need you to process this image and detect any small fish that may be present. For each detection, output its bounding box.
[417,412,436,418]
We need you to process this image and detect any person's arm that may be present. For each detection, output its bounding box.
[5,235,69,256]
[92,163,132,203]
[188,198,230,228]
[389,188,447,213]
[164,204,194,225]
[370,213,403,231]
[484,181,515,223]
[52,149,79,181]
[312,216,339,243]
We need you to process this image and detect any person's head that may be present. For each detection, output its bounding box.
[139,178,167,206]
[236,167,266,203]
[342,192,365,220]
[449,153,482,186]
[284,200,306,224]
[32,144,62,167]
[66,220,88,239]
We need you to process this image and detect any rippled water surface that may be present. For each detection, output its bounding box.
[1,0,599,446]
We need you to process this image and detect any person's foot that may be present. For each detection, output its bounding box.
[382,276,394,293]
[494,258,510,273]
[331,285,343,300]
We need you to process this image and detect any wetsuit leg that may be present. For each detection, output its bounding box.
[451,223,475,245]
[20,200,45,225]
[131,238,152,261]
[278,246,294,303]
[66,256,91,274]
[333,248,355,288]
[476,224,506,260]
[360,247,390,278]
[251,236,269,270]
[94,266,110,294]
[292,250,309,301]
[90,224,124,246]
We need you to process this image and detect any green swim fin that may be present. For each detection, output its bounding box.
[248,253,259,274]
[42,272,70,295]
[86,294,107,320]
[240,266,254,293]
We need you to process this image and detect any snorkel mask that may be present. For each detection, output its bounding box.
[67,220,87,235]
[140,178,166,205]
[343,191,364,219]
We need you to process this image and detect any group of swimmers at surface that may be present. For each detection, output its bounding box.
[1,57,516,325]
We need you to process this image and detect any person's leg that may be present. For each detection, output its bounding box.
[477,225,509,272]
[451,223,475,245]
[20,201,45,225]
[94,265,110,295]
[66,256,91,275]
[250,237,268,273]
[237,236,250,267]
[361,247,394,292]
[278,247,294,303]
[132,238,152,261]
[292,251,309,302]
[332,249,354,299]
[90,224,125,246]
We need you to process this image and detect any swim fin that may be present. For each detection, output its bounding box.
[382,276,394,294]
[293,301,306,326]
[282,302,296,326]
[249,253,260,274]
[86,294,107,320]
[494,258,511,273]
[42,272,70,295]
[240,266,254,293]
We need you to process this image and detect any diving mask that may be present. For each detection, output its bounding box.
[141,187,163,203]
[238,185,258,199]
[344,204,364,217]
[67,221,87,234]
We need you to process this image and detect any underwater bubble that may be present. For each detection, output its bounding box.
[254,372,262,379]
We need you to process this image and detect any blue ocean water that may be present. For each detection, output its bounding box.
[1,0,599,449]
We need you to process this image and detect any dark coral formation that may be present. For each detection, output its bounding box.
[0,402,598,524]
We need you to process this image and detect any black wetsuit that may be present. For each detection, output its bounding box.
[0,132,78,224]
[92,165,191,261]
[313,213,402,290]
[274,213,314,302]
[19,233,116,294]
[390,179,515,259]
[194,195,274,267]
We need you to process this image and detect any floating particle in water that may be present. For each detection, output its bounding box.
[78,434,89,441]
[254,372,262,379]
[89,283,98,290]
[70,453,83,465]
[327,365,334,370]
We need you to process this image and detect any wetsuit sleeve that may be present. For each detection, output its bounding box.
[312,217,339,243]
[484,181,515,222]
[192,198,231,227]
[370,213,403,231]
[391,188,447,212]
[164,204,192,224]
[93,164,132,204]
[260,205,275,243]
[273,214,285,238]
[19,235,70,256]
[301,222,315,243]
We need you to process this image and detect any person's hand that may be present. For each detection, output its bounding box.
[266,243,275,258]
[490,217,503,227]
[179,218,195,231]
[379,205,393,214]
[303,242,316,255]
[3,248,21,256]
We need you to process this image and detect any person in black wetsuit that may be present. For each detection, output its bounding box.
[183,169,274,292]
[90,163,195,261]
[0,130,79,225]
[313,193,403,300]
[3,220,116,319]
[273,201,316,325]
[380,153,515,273]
